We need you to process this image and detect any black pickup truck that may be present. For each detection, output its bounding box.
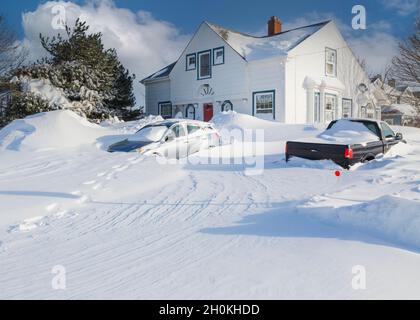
[285,119,404,169]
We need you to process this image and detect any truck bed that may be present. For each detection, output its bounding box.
[286,141,352,168]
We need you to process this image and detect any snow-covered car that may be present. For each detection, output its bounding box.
[107,119,221,158]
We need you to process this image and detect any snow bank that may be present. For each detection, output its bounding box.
[212,111,324,142]
[302,196,420,249]
[0,110,112,151]
[212,111,279,130]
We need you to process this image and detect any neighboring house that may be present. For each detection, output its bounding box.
[371,77,420,126]
[141,17,378,123]
[0,89,12,119]
[372,77,419,106]
[398,81,420,103]
[381,104,419,126]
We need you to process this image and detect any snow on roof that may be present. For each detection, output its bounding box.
[304,76,345,91]
[141,62,176,83]
[382,104,418,116]
[399,81,420,93]
[207,20,330,61]
[373,79,420,96]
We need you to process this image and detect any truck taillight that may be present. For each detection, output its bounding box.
[344,147,353,159]
[285,143,289,154]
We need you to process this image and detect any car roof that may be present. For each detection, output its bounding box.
[334,118,382,125]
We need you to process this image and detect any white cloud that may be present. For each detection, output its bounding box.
[21,0,190,105]
[381,0,418,16]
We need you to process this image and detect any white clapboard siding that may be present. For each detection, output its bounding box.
[145,79,171,115]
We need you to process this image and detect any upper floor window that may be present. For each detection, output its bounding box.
[325,48,337,77]
[186,53,196,71]
[213,47,224,65]
[198,50,211,80]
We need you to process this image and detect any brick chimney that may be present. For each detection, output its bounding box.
[268,16,282,36]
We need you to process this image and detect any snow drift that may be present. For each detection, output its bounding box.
[301,196,420,250]
[212,111,324,142]
[0,110,111,151]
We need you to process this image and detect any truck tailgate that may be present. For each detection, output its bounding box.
[286,141,348,163]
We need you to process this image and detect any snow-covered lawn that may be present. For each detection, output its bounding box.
[1,111,420,299]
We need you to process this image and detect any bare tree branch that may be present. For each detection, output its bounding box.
[392,20,420,83]
[0,15,27,75]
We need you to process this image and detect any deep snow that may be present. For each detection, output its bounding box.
[1,110,420,299]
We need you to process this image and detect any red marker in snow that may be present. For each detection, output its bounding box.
[335,170,341,177]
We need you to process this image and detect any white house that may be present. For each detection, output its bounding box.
[141,17,379,124]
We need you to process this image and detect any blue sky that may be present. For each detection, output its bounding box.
[1,0,418,103]
[1,0,418,39]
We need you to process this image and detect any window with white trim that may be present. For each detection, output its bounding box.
[186,54,196,71]
[254,92,274,114]
[198,51,211,79]
[159,102,172,118]
[342,98,352,118]
[326,48,337,77]
[325,94,337,122]
[366,103,375,119]
[213,47,224,65]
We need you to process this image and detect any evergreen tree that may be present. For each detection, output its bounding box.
[107,62,136,120]
[4,92,50,124]
[5,19,137,124]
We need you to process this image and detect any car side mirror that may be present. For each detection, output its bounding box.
[396,132,403,141]
[165,133,175,143]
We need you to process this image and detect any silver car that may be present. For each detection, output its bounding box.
[107,119,221,159]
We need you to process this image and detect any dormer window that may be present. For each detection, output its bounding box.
[325,48,337,77]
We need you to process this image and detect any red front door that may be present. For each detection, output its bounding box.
[203,103,214,122]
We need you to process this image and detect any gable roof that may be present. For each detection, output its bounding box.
[141,62,176,83]
[141,20,331,83]
[207,20,331,61]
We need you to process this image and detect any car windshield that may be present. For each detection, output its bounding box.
[128,126,167,142]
